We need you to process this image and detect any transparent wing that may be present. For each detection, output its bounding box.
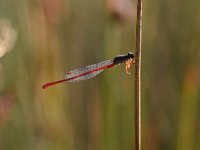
[68,69,104,82]
[65,59,113,82]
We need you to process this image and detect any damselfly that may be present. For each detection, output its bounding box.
[42,52,134,89]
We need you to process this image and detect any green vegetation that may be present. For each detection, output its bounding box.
[0,0,199,149]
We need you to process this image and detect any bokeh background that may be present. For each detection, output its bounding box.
[0,0,200,150]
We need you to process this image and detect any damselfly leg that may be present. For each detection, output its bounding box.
[125,58,135,74]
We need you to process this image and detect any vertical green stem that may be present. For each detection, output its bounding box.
[135,0,142,149]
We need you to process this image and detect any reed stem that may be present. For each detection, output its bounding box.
[135,0,142,149]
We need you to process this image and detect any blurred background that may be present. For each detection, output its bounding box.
[0,0,200,150]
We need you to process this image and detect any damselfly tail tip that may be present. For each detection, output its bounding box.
[42,82,56,89]
[42,83,50,89]
[42,79,68,89]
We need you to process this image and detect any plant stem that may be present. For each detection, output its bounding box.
[135,0,142,149]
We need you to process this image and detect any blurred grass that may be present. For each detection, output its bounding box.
[0,0,200,150]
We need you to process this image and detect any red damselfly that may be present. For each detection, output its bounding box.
[42,52,134,89]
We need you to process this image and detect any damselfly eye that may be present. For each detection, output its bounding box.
[128,52,134,58]
[128,52,133,55]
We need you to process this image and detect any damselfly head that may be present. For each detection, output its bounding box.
[127,52,134,59]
